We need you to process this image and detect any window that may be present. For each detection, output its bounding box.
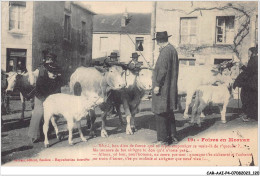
[81,57,85,66]
[180,17,197,44]
[9,2,26,31]
[214,58,232,65]
[216,16,235,44]
[64,15,71,40]
[81,21,86,43]
[179,58,196,66]
[256,15,258,45]
[136,37,144,51]
[100,37,108,51]
[6,48,27,72]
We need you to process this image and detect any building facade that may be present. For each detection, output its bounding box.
[155,1,258,66]
[92,13,153,65]
[1,1,95,73]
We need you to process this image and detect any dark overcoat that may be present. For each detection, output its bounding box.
[152,43,179,114]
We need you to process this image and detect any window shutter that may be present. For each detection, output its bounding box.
[9,1,26,7]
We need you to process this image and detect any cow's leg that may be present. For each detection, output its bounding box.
[76,121,87,142]
[121,99,133,135]
[191,99,199,125]
[30,98,34,110]
[43,116,50,148]
[101,111,109,137]
[50,116,61,140]
[183,90,194,119]
[20,93,25,120]
[196,101,207,127]
[115,104,125,126]
[219,104,227,124]
[88,109,97,137]
[5,94,10,113]
[67,120,74,145]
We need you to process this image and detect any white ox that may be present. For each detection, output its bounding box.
[43,92,104,148]
[178,63,239,119]
[98,68,153,137]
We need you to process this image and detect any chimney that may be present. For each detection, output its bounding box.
[121,8,129,27]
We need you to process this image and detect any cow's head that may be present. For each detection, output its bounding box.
[5,72,19,94]
[105,65,126,90]
[136,68,153,90]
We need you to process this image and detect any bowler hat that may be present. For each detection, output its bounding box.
[130,52,140,58]
[108,52,120,58]
[152,31,172,40]
[45,62,61,74]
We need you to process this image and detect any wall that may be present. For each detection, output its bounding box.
[32,1,65,70]
[32,2,94,72]
[1,1,33,71]
[155,1,258,65]
[92,33,153,66]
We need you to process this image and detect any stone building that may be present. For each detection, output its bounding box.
[155,1,258,66]
[1,1,95,73]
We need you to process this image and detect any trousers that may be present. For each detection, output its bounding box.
[155,111,177,142]
[28,96,44,139]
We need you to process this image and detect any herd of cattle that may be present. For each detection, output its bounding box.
[1,59,240,147]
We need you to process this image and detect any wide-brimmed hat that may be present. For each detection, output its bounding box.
[108,52,120,58]
[130,52,140,58]
[152,31,172,40]
[45,62,61,74]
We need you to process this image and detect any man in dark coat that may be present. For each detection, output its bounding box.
[28,62,62,143]
[233,46,258,121]
[152,31,179,145]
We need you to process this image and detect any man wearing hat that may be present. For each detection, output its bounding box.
[108,52,120,62]
[28,62,62,143]
[128,52,140,70]
[152,31,179,145]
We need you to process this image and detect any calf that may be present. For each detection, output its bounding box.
[43,92,104,148]
[191,83,232,127]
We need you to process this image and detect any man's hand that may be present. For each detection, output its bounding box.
[153,86,160,95]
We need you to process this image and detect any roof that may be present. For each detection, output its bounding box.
[93,13,151,34]
[72,2,96,15]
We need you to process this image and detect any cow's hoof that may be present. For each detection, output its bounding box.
[126,126,133,135]
[221,120,227,124]
[44,144,50,148]
[183,114,189,119]
[200,113,206,118]
[81,137,87,142]
[197,123,201,127]
[69,142,74,146]
[101,130,108,138]
[57,133,62,141]
[131,126,137,133]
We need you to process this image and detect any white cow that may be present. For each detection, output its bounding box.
[43,92,104,148]
[178,62,239,119]
[190,75,234,126]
